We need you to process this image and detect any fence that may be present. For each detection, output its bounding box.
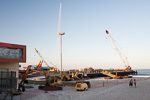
[90,77,150,88]
[0,71,17,92]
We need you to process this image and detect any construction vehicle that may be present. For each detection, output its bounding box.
[75,83,88,91]
[18,65,32,92]
[50,66,57,72]
[34,60,43,70]
[34,48,57,73]
[58,74,72,81]
[35,64,61,84]
[69,70,79,77]
[38,75,63,91]
[18,64,62,92]
[34,49,79,81]
[34,48,71,81]
[69,70,84,80]
[57,70,82,81]
[34,48,51,69]
[72,70,81,80]
[18,63,44,92]
[45,74,62,86]
[106,30,131,70]
[38,72,63,91]
[80,72,84,79]
[58,73,79,81]
[34,48,58,74]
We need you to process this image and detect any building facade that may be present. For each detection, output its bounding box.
[0,42,26,91]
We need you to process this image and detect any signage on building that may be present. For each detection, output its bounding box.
[0,42,26,62]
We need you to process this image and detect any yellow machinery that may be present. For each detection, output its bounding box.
[34,60,43,70]
[18,64,62,92]
[75,83,88,91]
[74,71,79,77]
[18,65,32,92]
[58,74,72,81]
[72,71,80,80]
[50,66,57,72]
[45,74,62,86]
[80,72,84,79]
[68,70,81,80]
[19,64,44,92]
[58,70,82,81]
[34,48,57,73]
[38,74,63,91]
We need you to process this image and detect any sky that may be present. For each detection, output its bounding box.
[0,0,150,70]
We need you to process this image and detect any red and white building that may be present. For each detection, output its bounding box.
[0,42,26,90]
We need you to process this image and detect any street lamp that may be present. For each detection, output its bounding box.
[58,32,65,74]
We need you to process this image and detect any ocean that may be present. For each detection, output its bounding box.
[134,69,150,77]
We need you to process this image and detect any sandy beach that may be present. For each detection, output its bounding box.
[14,77,150,100]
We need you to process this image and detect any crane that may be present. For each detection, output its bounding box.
[34,48,52,70]
[34,60,43,70]
[105,30,131,70]
[34,48,58,73]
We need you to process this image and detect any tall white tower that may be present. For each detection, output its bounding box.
[57,2,65,74]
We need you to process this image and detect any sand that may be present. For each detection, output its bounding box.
[22,77,150,100]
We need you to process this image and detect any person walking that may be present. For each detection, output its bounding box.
[134,79,136,88]
[129,79,133,87]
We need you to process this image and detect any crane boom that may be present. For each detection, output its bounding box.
[34,48,51,69]
[105,30,130,69]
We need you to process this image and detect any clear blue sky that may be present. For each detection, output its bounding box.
[0,0,150,70]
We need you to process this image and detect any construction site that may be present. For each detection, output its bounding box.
[0,5,137,97]
[1,0,150,100]
[0,29,138,100]
[0,2,141,100]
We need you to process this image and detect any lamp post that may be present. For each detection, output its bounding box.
[58,32,65,74]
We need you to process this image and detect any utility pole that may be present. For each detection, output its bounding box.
[58,32,65,74]
[57,2,65,74]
